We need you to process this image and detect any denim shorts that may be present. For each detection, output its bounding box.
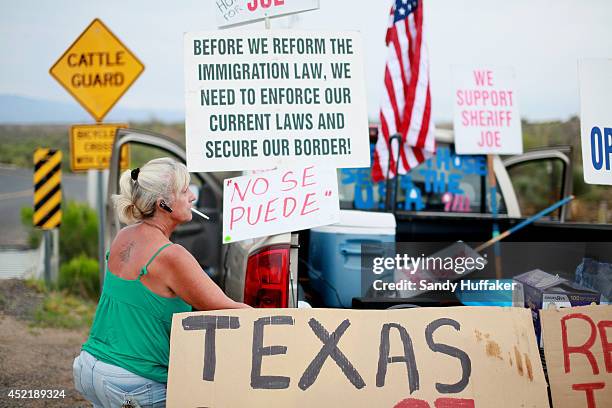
[73,350,166,408]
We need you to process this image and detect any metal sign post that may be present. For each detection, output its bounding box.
[50,18,143,286]
[33,148,63,286]
[97,169,106,288]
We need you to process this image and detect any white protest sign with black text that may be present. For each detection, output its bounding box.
[222,165,339,243]
[184,30,369,172]
[453,66,523,155]
[215,0,320,28]
[579,59,612,185]
[167,308,550,407]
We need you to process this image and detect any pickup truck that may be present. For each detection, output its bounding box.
[106,127,612,309]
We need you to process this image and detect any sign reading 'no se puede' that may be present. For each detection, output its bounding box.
[49,18,144,122]
[222,165,339,243]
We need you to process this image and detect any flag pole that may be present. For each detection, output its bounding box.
[487,155,503,279]
[385,134,402,213]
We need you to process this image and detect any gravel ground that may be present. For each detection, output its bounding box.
[0,279,90,407]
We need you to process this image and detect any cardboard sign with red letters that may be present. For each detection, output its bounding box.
[541,304,612,408]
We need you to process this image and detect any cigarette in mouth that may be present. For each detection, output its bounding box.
[191,207,210,220]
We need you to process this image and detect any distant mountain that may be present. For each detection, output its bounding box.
[0,94,184,124]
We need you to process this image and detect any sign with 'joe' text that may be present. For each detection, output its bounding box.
[579,59,612,185]
[183,30,369,172]
[49,19,144,122]
[215,0,320,28]
[167,308,550,407]
[453,67,523,155]
[222,165,339,243]
[541,305,612,408]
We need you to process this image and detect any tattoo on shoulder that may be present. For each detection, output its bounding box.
[119,241,135,262]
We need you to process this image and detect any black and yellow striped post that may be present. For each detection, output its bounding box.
[34,148,62,285]
[33,148,63,229]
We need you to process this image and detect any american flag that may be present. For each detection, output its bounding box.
[371,0,436,182]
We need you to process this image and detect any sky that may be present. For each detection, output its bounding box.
[1,0,611,123]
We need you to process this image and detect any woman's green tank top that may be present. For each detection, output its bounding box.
[82,243,192,383]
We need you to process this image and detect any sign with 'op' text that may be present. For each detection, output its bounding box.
[184,30,369,172]
[579,59,612,185]
[167,307,550,407]
[222,165,338,243]
[453,66,522,155]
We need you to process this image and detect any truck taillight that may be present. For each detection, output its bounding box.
[244,245,290,308]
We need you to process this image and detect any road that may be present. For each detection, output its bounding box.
[0,165,87,247]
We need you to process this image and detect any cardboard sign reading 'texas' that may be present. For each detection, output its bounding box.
[541,305,612,408]
[183,30,369,172]
[167,308,549,407]
[222,165,339,243]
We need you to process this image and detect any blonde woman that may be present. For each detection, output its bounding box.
[73,157,249,408]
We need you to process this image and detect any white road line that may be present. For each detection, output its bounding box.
[0,189,32,201]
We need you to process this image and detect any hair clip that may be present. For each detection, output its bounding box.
[131,168,140,181]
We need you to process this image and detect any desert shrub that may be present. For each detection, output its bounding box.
[59,201,98,262]
[33,291,96,329]
[20,206,42,247]
[58,255,100,299]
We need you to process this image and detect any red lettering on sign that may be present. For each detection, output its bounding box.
[283,197,297,217]
[230,207,245,230]
[264,198,278,222]
[231,179,251,202]
[561,313,599,374]
[247,0,284,11]
[473,70,493,87]
[281,171,298,192]
[597,320,612,373]
[477,130,501,147]
[572,382,605,408]
[302,165,316,187]
[394,398,430,408]
[300,192,319,216]
[393,398,475,408]
[434,398,475,408]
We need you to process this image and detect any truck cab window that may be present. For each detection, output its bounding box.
[338,143,493,214]
[507,159,565,219]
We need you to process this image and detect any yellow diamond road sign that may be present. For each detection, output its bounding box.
[49,18,144,122]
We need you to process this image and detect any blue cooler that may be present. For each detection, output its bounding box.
[308,210,396,307]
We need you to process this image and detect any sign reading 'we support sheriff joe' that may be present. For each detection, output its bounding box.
[453,66,522,155]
